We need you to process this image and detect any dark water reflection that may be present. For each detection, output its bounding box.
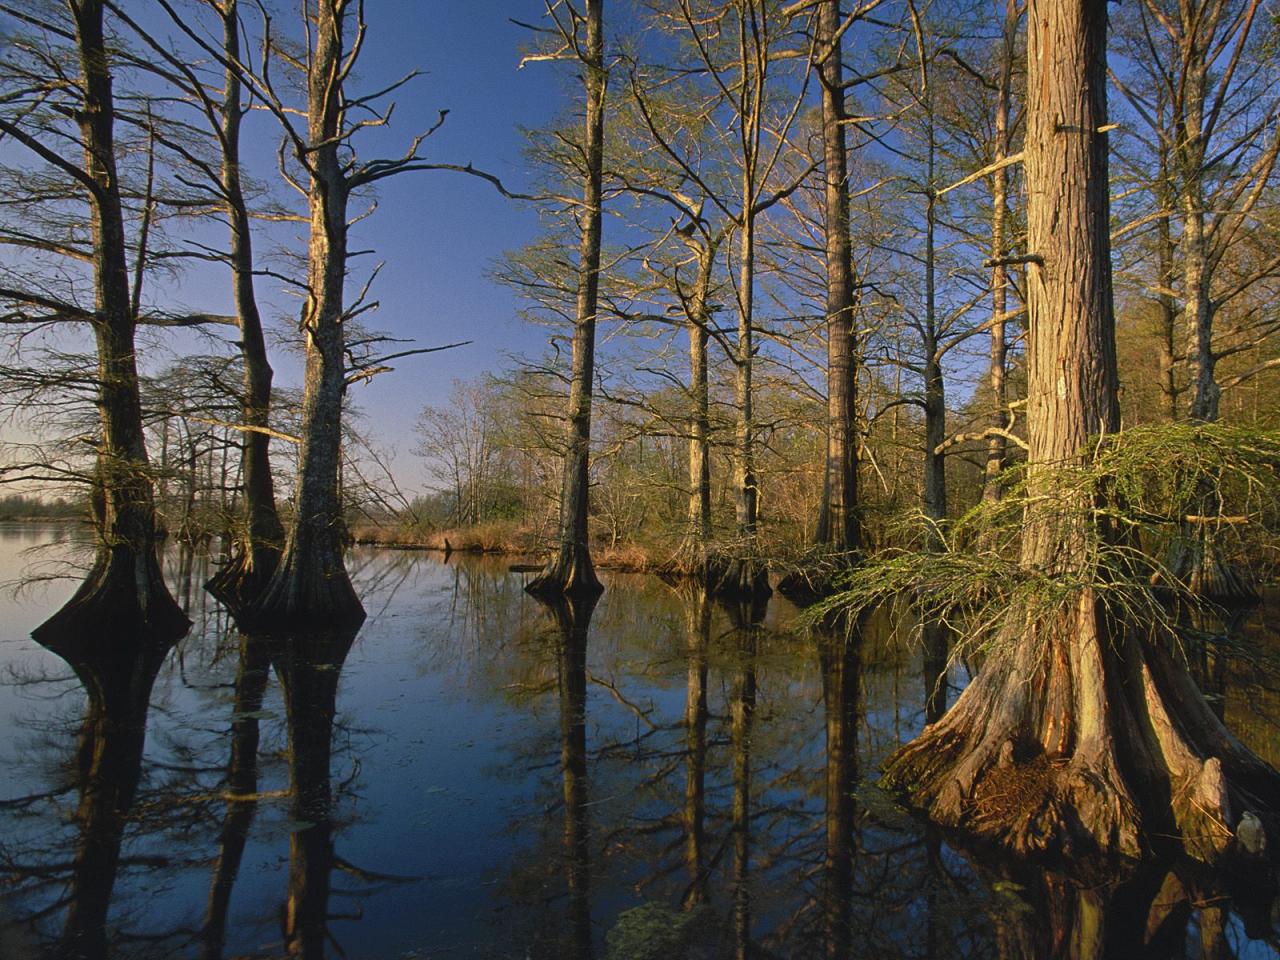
[0,526,1277,958]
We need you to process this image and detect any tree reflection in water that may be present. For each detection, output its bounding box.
[32,618,187,960]
[0,545,1277,958]
[201,630,271,960]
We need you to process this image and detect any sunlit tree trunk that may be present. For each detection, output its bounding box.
[883,0,1280,863]
[249,0,362,628]
[813,0,859,555]
[529,0,606,599]
[982,0,1018,505]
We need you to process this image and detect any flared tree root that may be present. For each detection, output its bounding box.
[775,547,860,603]
[239,541,365,633]
[526,540,604,600]
[706,551,771,603]
[1164,527,1259,606]
[882,593,1280,866]
[205,544,281,616]
[33,545,190,645]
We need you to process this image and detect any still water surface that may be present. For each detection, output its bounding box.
[0,524,1277,959]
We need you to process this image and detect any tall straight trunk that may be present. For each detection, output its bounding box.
[679,238,718,575]
[922,126,946,544]
[1183,198,1219,422]
[1155,152,1180,422]
[884,0,1279,863]
[813,0,859,554]
[249,0,362,629]
[710,4,772,602]
[1178,46,1220,423]
[529,0,606,599]
[710,209,770,600]
[36,0,187,643]
[734,215,758,542]
[982,0,1017,505]
[208,0,284,609]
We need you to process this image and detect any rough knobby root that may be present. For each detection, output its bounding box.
[1164,528,1259,605]
[882,593,1280,866]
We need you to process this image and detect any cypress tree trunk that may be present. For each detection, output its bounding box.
[669,237,719,580]
[813,0,859,556]
[35,0,188,644]
[248,0,363,629]
[207,0,284,610]
[882,0,1279,864]
[711,210,770,601]
[982,0,1017,507]
[528,0,606,600]
[779,0,860,600]
[921,126,946,548]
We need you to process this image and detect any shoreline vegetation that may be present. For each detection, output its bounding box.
[347,520,664,574]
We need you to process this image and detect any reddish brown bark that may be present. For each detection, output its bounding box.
[882,0,1279,864]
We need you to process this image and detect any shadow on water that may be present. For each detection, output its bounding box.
[0,539,1278,958]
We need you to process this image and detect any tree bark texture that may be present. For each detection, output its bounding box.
[36,0,188,643]
[709,5,771,603]
[207,0,284,610]
[528,0,606,600]
[982,0,1018,506]
[248,0,363,629]
[813,0,860,555]
[778,0,860,601]
[882,0,1280,865]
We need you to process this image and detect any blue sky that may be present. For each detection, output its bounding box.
[141,2,577,490]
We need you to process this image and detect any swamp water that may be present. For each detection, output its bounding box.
[0,524,1278,959]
